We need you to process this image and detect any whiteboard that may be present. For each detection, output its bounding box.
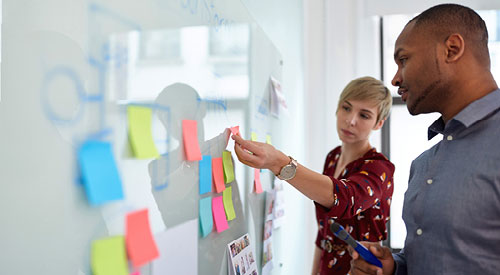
[0,0,283,274]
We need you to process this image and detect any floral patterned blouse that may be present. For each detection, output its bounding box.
[315,146,394,275]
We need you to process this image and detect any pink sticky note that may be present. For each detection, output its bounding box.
[254,168,263,193]
[212,196,229,233]
[229,126,240,136]
[212,157,226,193]
[182,120,202,161]
[130,272,141,275]
[125,209,160,268]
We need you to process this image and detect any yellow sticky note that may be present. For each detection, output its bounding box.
[127,106,159,159]
[251,132,258,141]
[266,135,272,145]
[222,150,235,183]
[223,186,236,221]
[91,236,129,275]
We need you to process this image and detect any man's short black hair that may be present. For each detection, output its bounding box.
[410,4,490,66]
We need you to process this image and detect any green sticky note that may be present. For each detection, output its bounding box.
[222,150,235,183]
[91,236,129,275]
[127,106,159,159]
[251,132,258,141]
[266,135,272,145]
[223,186,236,221]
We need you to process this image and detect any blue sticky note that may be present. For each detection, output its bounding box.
[78,141,124,205]
[199,197,213,237]
[199,155,212,195]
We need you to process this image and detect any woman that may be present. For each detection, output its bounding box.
[232,76,394,274]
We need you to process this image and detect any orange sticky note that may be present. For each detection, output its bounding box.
[254,168,263,193]
[229,126,240,136]
[212,157,225,193]
[212,196,229,233]
[125,209,160,268]
[182,120,202,161]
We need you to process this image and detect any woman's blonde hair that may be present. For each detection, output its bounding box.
[336,76,392,123]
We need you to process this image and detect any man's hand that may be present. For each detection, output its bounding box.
[348,242,395,275]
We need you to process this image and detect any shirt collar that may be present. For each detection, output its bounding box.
[428,89,500,140]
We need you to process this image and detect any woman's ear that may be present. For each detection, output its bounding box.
[373,118,385,130]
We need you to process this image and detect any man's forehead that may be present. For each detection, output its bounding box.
[395,21,419,52]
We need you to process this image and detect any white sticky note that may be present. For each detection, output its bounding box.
[152,219,198,275]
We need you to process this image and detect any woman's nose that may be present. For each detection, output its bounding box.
[346,114,356,126]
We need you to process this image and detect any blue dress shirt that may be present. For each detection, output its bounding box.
[394,89,500,274]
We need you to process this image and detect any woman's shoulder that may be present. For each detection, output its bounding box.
[360,148,395,170]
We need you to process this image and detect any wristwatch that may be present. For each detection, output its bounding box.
[276,156,298,180]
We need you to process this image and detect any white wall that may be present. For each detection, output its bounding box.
[364,0,500,16]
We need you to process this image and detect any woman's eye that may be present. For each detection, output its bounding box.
[342,106,350,111]
[360,114,370,119]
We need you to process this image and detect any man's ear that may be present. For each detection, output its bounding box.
[373,118,385,130]
[444,33,465,63]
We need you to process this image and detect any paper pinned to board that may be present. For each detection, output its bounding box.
[182,120,202,161]
[125,208,160,268]
[152,219,198,275]
[254,168,263,194]
[199,197,213,237]
[269,76,288,118]
[91,236,129,275]
[212,196,229,233]
[78,141,124,205]
[222,150,235,183]
[199,155,212,194]
[212,157,226,193]
[229,126,240,136]
[223,186,236,221]
[266,135,272,145]
[272,178,286,229]
[227,233,258,275]
[127,106,160,159]
[262,191,275,275]
[250,132,258,142]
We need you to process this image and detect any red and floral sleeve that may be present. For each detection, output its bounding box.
[318,154,394,220]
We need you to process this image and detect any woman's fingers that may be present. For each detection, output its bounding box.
[232,135,263,155]
[233,138,262,168]
[232,134,272,169]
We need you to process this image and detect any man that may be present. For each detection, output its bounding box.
[349,4,500,275]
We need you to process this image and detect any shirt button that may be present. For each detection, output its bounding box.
[416,228,423,236]
[447,135,453,141]
[427,179,433,185]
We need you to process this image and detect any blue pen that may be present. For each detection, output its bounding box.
[330,222,383,268]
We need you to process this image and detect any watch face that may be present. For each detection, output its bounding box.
[280,165,296,180]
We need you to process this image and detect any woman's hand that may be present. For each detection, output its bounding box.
[232,134,289,175]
